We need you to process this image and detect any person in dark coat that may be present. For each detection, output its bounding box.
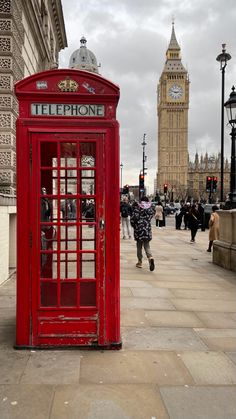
[183,202,191,229]
[40,187,53,276]
[85,200,95,227]
[130,196,155,271]
[175,205,184,229]
[188,204,200,243]
[120,197,132,239]
[197,202,205,231]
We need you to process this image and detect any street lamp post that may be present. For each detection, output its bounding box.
[224,86,236,209]
[216,44,231,203]
[141,133,147,194]
[120,162,123,194]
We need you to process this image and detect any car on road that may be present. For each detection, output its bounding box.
[174,202,181,211]
[163,204,176,215]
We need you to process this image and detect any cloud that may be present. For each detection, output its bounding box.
[60,0,236,193]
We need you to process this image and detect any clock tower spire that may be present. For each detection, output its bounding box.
[156,23,190,200]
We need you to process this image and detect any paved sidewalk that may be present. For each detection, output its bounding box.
[0,217,236,419]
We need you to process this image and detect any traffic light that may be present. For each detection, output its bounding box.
[212,177,218,192]
[206,176,212,192]
[139,174,144,191]
[123,184,129,194]
[164,183,168,194]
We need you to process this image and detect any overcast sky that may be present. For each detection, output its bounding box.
[59,0,236,193]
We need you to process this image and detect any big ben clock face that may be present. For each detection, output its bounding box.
[168,84,183,99]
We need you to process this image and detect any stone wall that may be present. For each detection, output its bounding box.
[0,0,22,194]
[0,0,67,194]
[213,209,236,273]
[0,195,16,284]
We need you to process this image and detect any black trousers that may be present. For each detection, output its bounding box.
[190,226,198,241]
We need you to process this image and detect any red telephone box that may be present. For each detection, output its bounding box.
[15,69,121,348]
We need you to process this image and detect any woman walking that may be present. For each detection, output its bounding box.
[130,197,155,271]
[207,205,220,252]
[155,201,163,228]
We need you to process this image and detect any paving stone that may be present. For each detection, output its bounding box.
[20,351,81,384]
[0,325,15,349]
[0,384,53,419]
[196,312,236,328]
[148,271,225,281]
[193,328,236,351]
[131,287,173,298]
[0,349,29,384]
[51,384,169,419]
[120,280,152,288]
[160,386,236,419]
[201,337,236,351]
[180,351,236,384]
[196,328,236,337]
[145,310,204,327]
[170,289,236,300]
[79,351,193,385]
[121,327,207,350]
[120,309,148,327]
[171,298,236,312]
[0,295,16,308]
[152,280,223,290]
[121,297,175,310]
[0,308,15,324]
[120,287,133,297]
[226,352,236,365]
[153,274,224,282]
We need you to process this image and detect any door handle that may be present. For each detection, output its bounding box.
[99,219,105,230]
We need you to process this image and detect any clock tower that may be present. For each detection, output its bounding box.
[157,23,189,200]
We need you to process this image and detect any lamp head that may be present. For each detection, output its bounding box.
[216,43,231,70]
[224,86,236,128]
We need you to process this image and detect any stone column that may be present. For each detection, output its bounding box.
[213,209,236,272]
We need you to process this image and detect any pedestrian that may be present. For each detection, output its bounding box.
[40,187,53,276]
[188,203,200,243]
[120,197,132,239]
[85,200,95,227]
[175,205,184,229]
[183,202,191,229]
[130,196,155,271]
[41,187,51,222]
[68,192,76,220]
[207,205,220,252]
[155,201,163,228]
[197,202,205,231]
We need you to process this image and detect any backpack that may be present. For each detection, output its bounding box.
[121,205,129,218]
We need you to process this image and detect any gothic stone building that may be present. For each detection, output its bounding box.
[188,152,230,203]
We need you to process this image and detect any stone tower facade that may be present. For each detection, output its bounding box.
[157,23,189,199]
[0,0,67,194]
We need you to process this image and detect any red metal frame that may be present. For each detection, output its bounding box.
[15,69,121,348]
